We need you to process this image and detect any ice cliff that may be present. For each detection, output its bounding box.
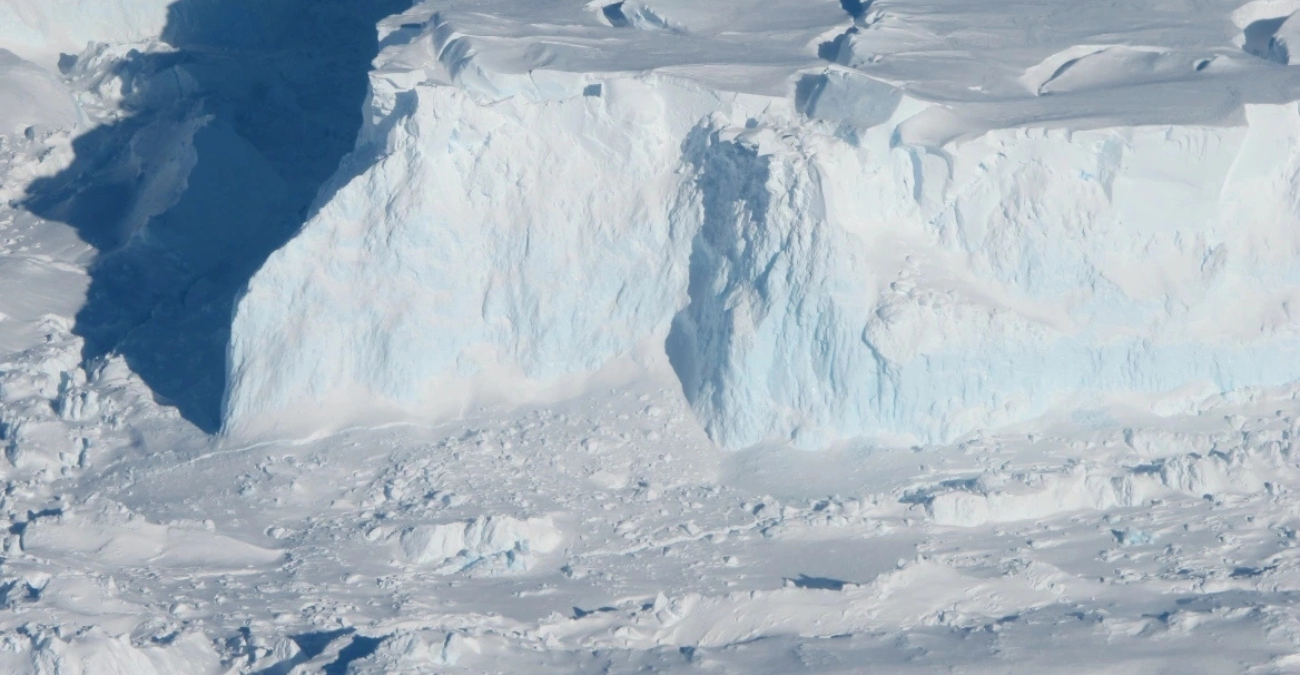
[225,0,1300,448]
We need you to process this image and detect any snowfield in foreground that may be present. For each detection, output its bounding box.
[6,0,1300,673]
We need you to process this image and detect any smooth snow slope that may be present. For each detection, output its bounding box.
[0,0,171,66]
[0,49,78,136]
[228,0,1300,448]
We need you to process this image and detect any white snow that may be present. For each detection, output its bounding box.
[8,0,1300,673]
[0,0,171,66]
[20,503,284,569]
[0,50,78,137]
[397,514,562,574]
[0,628,225,675]
[228,0,1300,450]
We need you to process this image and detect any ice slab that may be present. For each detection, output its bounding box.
[225,0,1300,449]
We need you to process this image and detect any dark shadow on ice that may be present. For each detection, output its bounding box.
[572,605,619,619]
[22,0,408,432]
[838,0,869,20]
[665,128,772,444]
[602,2,631,27]
[787,574,848,591]
[247,628,365,675]
[322,634,385,675]
[818,0,871,61]
[1243,15,1290,62]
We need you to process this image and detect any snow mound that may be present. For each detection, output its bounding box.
[1235,0,1300,61]
[343,632,473,673]
[20,506,284,569]
[538,560,1062,649]
[600,2,684,32]
[397,515,562,575]
[1233,0,1300,28]
[0,627,223,675]
[795,70,903,128]
[919,439,1293,527]
[1020,45,1194,95]
[0,0,171,65]
[0,51,78,137]
[1266,11,1300,63]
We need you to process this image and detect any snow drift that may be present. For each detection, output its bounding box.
[0,49,78,137]
[0,0,171,65]
[226,1,1300,449]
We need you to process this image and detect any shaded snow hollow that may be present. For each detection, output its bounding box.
[224,0,1300,449]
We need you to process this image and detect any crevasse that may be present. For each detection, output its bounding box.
[224,9,1300,449]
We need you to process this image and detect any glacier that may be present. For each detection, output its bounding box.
[225,0,1300,449]
[13,2,1300,672]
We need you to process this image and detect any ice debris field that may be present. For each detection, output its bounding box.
[6,0,1300,672]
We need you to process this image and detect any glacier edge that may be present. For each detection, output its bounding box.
[223,18,1300,449]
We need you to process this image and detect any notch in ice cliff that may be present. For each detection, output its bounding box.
[225,0,1300,449]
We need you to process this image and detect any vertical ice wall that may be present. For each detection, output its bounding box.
[670,103,1300,448]
[666,123,885,449]
[224,77,729,433]
[224,13,1300,448]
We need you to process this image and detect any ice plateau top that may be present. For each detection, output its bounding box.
[12,0,1300,449]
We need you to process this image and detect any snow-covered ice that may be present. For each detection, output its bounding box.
[226,0,1300,451]
[6,0,1300,673]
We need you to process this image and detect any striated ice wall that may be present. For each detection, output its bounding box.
[224,7,1300,448]
[671,103,1300,447]
[224,73,728,434]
